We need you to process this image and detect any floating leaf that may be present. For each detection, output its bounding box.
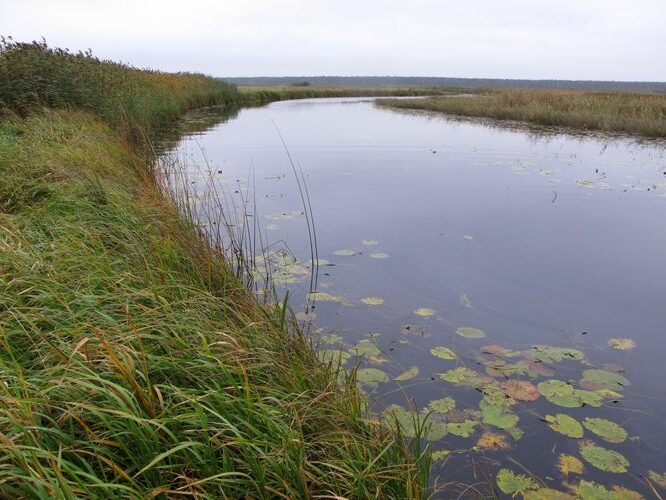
[500,380,540,401]
[506,426,524,441]
[576,481,642,500]
[362,239,378,246]
[545,414,583,438]
[608,338,636,350]
[524,489,575,500]
[446,419,478,438]
[476,431,509,450]
[318,349,351,364]
[306,292,350,305]
[395,366,419,381]
[440,367,493,387]
[579,441,629,473]
[431,450,451,462]
[558,454,584,476]
[496,469,538,496]
[361,297,385,305]
[580,369,630,392]
[538,380,603,408]
[369,252,389,259]
[321,333,343,344]
[456,326,486,339]
[582,418,627,444]
[334,249,355,256]
[425,422,448,441]
[529,345,584,364]
[414,308,436,317]
[428,397,455,414]
[357,368,389,389]
[481,405,519,430]
[649,471,666,489]
[481,344,520,358]
[430,346,457,360]
[295,311,316,322]
[383,404,417,437]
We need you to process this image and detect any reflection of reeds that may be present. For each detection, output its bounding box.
[379,88,666,138]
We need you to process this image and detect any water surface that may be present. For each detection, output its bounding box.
[163,97,666,497]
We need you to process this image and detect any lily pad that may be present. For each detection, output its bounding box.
[318,349,351,364]
[456,326,486,339]
[430,346,457,360]
[295,311,316,322]
[360,297,385,305]
[440,367,493,387]
[649,471,666,489]
[538,379,603,408]
[545,414,584,438]
[476,431,509,450]
[524,489,575,500]
[580,369,630,392]
[582,418,627,444]
[579,441,629,473]
[350,340,385,363]
[431,450,451,462]
[334,249,355,256]
[321,333,343,344]
[369,252,389,259]
[558,454,584,476]
[428,397,455,414]
[414,308,436,317]
[576,481,642,500]
[306,292,351,305]
[357,368,390,389]
[362,239,378,246]
[529,345,584,364]
[446,419,478,438]
[496,469,538,496]
[394,366,419,381]
[383,404,417,437]
[482,405,519,430]
[608,338,636,350]
[499,380,540,401]
[481,344,520,358]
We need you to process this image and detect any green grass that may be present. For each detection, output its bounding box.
[0,42,428,497]
[378,88,666,137]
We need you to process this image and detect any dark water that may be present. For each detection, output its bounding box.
[162,97,666,497]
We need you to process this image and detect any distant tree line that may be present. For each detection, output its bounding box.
[224,76,666,92]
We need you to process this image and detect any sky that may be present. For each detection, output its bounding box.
[1,0,665,81]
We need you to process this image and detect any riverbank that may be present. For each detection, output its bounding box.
[378,88,666,137]
[0,40,426,497]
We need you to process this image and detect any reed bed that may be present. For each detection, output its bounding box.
[0,41,428,497]
[378,88,666,137]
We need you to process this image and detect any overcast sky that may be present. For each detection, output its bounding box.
[2,0,665,81]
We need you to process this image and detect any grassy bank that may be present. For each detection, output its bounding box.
[0,41,425,497]
[378,88,666,137]
[238,84,458,104]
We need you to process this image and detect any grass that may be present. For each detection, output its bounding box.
[0,41,429,497]
[378,88,666,137]
[238,85,458,104]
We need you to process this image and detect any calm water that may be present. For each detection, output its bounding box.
[162,97,666,497]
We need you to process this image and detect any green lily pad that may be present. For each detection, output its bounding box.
[446,419,478,438]
[394,366,419,381]
[414,308,436,317]
[295,311,316,322]
[649,471,666,489]
[362,239,378,246]
[524,489,575,500]
[440,367,493,387]
[321,333,343,344]
[424,422,448,441]
[383,404,417,438]
[529,345,584,364]
[558,454,584,476]
[580,369,630,392]
[579,441,629,473]
[356,368,389,389]
[334,249,355,256]
[318,349,351,364]
[369,252,389,259]
[430,346,457,360]
[482,404,520,430]
[582,418,627,444]
[351,340,382,358]
[456,326,486,338]
[431,450,451,462]
[496,469,538,496]
[306,292,351,305]
[576,481,642,500]
[545,414,583,438]
[428,397,455,414]
[480,344,520,358]
[360,296,385,305]
[537,379,603,408]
